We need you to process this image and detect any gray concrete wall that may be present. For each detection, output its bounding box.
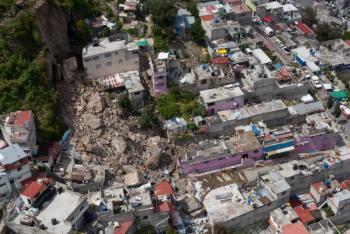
[222,193,290,230]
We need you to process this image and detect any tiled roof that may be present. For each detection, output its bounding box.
[282,222,309,234]
[14,110,32,126]
[200,14,215,21]
[21,178,51,199]
[295,22,314,36]
[211,57,230,64]
[293,206,315,224]
[155,180,174,197]
[114,220,134,234]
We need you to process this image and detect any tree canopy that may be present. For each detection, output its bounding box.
[144,0,176,29]
[0,10,65,143]
[301,7,318,27]
[315,23,342,42]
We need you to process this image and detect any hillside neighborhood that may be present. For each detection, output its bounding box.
[1,0,350,233]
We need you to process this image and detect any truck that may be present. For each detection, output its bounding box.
[264,27,274,37]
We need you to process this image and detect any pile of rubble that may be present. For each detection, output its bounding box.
[58,58,177,184]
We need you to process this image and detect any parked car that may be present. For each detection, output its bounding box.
[312,79,322,89]
[340,105,350,118]
[282,47,291,54]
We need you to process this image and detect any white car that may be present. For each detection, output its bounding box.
[312,79,322,89]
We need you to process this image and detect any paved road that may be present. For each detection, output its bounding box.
[253,25,293,65]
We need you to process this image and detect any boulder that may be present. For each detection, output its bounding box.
[86,93,105,114]
[83,113,102,129]
[111,137,127,155]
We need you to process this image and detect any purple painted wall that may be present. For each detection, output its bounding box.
[181,147,263,175]
[294,133,338,154]
[181,132,339,175]
[153,72,168,95]
[206,96,244,115]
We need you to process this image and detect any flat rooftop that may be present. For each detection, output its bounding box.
[204,183,253,224]
[83,38,138,58]
[288,101,324,116]
[11,191,87,234]
[36,191,86,233]
[122,71,144,93]
[200,85,244,103]
[245,100,287,116]
[217,107,251,123]
[225,131,261,153]
[186,140,230,163]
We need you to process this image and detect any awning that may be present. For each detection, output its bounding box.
[267,146,295,157]
[262,16,273,23]
[136,40,149,47]
[217,48,228,54]
[331,90,347,100]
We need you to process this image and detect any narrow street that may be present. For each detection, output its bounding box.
[253,25,293,65]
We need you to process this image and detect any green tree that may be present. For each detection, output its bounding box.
[190,20,206,46]
[165,226,177,234]
[342,31,350,40]
[315,23,342,42]
[144,0,176,29]
[333,103,341,118]
[301,7,318,27]
[187,0,199,16]
[136,225,154,234]
[0,10,65,143]
[140,105,159,129]
[327,96,334,109]
[0,0,15,17]
[75,20,91,46]
[115,19,123,30]
[118,94,131,110]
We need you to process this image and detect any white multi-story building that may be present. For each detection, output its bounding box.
[82,38,139,79]
[0,144,32,195]
[1,110,37,156]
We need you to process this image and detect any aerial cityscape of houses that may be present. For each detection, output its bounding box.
[1,0,350,233]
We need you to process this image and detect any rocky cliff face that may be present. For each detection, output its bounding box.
[33,0,77,82]
[35,0,72,60]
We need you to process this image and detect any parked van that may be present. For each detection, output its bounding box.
[264,27,275,37]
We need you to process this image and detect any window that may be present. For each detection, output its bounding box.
[218,157,224,160]
[242,154,248,159]
[104,52,112,58]
[253,149,259,153]
[132,51,138,54]
[92,56,99,61]
[134,91,141,96]
[204,161,210,164]
[119,59,123,64]
[17,166,22,171]
[201,80,207,85]
[106,61,112,66]
[96,64,101,69]
[115,51,118,55]
[281,191,287,196]
[83,58,91,62]
[208,102,215,106]
[143,216,148,220]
